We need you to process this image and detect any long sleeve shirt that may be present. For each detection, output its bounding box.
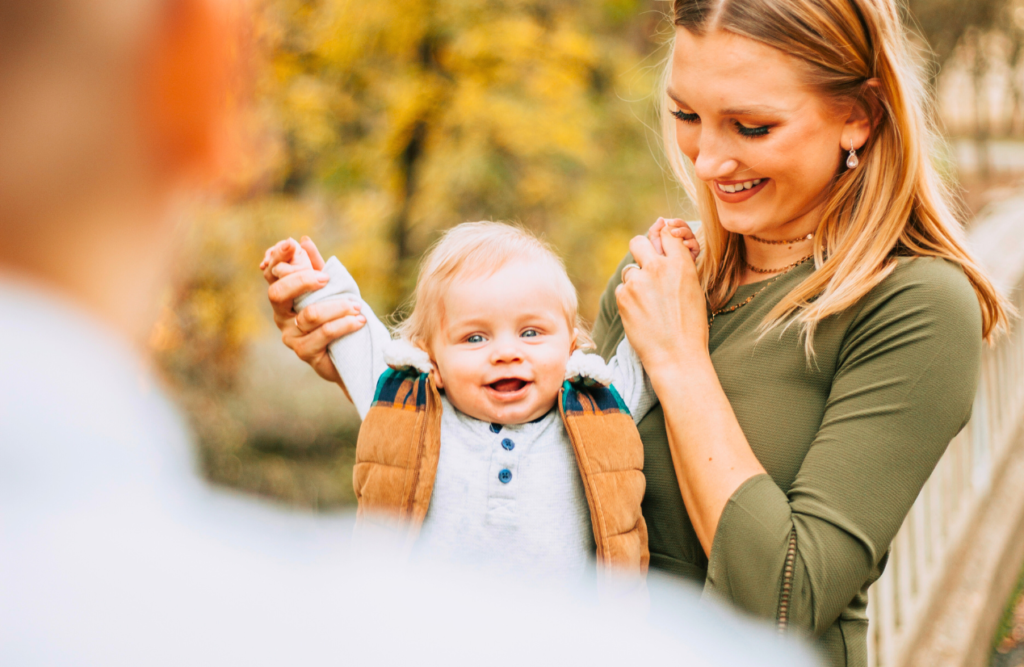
[593,254,983,667]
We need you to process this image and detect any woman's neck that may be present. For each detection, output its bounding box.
[738,214,819,286]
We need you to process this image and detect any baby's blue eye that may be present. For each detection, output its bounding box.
[467,334,485,344]
[521,329,539,338]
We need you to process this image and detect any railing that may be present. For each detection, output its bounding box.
[867,195,1024,667]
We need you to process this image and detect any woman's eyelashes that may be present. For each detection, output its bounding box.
[670,108,771,138]
[735,121,771,137]
[671,109,699,124]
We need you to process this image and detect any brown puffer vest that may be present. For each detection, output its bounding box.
[353,367,649,575]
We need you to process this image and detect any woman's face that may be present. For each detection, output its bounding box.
[669,28,852,238]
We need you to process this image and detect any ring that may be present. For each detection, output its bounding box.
[621,263,640,283]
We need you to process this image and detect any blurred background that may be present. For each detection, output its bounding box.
[151,0,1024,513]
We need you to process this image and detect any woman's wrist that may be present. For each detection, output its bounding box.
[642,339,711,380]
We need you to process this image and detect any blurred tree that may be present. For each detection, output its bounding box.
[155,0,680,507]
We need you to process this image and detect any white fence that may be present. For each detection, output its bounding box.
[867,196,1024,667]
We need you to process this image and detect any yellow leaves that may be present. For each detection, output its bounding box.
[162,0,689,395]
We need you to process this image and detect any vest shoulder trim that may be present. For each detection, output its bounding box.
[371,368,429,411]
[561,380,631,417]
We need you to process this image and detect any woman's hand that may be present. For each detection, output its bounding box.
[618,225,765,555]
[260,236,366,385]
[647,217,700,260]
[616,224,708,366]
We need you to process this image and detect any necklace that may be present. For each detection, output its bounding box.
[749,233,813,245]
[707,255,814,328]
[745,253,814,274]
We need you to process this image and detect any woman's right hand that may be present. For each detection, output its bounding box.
[260,236,367,385]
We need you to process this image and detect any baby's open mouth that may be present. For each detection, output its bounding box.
[488,378,528,393]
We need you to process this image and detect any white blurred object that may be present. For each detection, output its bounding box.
[0,277,818,667]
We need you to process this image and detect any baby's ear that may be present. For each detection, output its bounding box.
[414,341,443,388]
[429,366,444,389]
[570,327,579,353]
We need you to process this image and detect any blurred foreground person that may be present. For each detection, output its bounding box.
[0,1,817,665]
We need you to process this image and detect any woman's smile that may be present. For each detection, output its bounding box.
[713,177,769,203]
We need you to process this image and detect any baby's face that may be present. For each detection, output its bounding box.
[430,260,575,425]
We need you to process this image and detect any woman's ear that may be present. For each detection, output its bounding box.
[841,78,883,153]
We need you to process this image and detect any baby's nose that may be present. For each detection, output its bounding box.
[491,342,524,363]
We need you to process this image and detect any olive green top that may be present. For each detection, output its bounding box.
[593,255,983,667]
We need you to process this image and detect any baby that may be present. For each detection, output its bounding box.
[264,222,686,579]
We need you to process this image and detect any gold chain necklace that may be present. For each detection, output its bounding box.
[708,255,814,328]
[745,253,814,274]
[749,233,814,245]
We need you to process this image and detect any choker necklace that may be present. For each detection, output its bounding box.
[708,254,811,327]
[749,233,813,245]
[745,253,814,274]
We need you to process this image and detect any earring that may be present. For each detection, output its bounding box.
[846,140,859,169]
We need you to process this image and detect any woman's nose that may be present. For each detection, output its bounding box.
[692,130,741,183]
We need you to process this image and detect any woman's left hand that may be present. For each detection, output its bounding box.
[616,224,709,366]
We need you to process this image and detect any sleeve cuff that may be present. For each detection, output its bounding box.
[702,473,793,619]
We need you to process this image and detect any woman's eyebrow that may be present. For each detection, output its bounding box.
[720,104,784,116]
[666,88,784,117]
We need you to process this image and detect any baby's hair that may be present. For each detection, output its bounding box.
[393,221,593,352]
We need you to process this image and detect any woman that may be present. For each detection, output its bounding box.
[264,0,1009,663]
[602,0,1007,664]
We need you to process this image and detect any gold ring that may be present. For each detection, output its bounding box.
[621,263,640,283]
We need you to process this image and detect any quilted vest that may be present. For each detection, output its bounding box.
[353,368,649,575]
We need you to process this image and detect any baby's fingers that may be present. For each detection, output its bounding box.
[261,239,299,283]
[647,217,667,256]
[664,218,695,238]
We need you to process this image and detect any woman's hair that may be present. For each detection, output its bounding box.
[664,0,1011,350]
[393,221,592,351]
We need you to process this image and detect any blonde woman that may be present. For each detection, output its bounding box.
[599,0,1010,664]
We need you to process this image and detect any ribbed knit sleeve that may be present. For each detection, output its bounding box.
[703,257,983,636]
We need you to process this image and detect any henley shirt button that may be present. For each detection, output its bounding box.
[498,469,512,484]
[490,423,502,433]
[501,438,515,451]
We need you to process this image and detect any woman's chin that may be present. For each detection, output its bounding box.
[717,217,767,238]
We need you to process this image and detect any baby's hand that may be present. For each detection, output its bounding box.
[646,218,699,261]
[260,236,321,283]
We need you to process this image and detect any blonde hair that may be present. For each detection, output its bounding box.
[394,221,592,351]
[664,0,1010,350]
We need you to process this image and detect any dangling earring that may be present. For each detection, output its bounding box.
[846,140,859,169]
